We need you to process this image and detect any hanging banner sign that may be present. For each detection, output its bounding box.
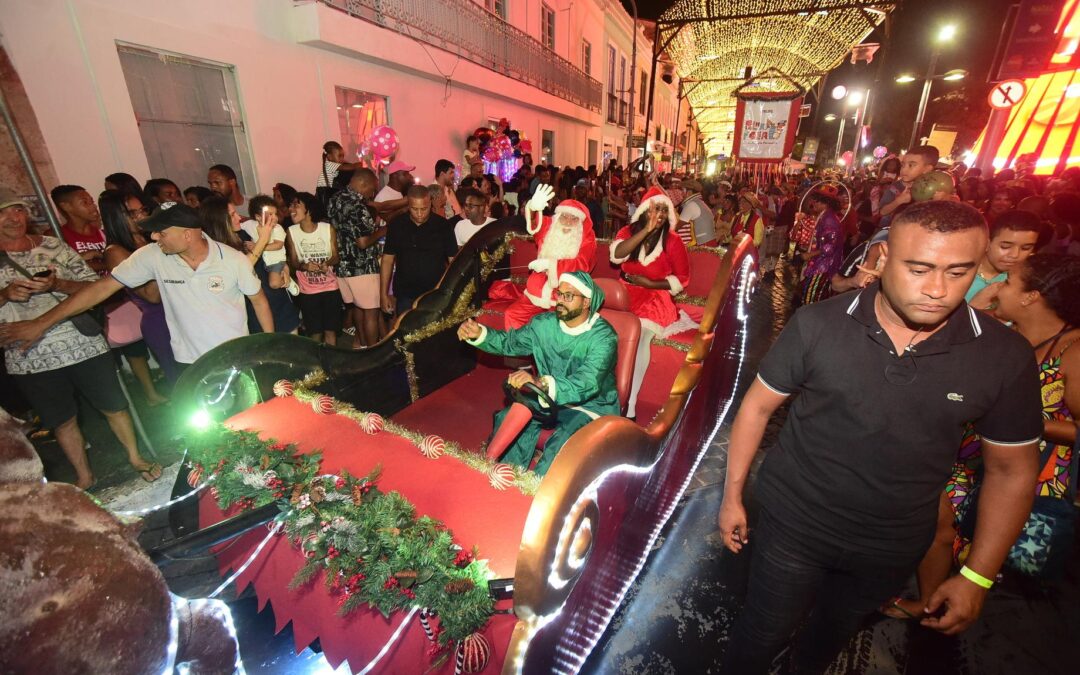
[801,137,820,164]
[732,95,803,163]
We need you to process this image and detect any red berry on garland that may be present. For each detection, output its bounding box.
[312,395,335,415]
[186,464,204,488]
[488,463,514,491]
[273,379,294,397]
[458,633,490,673]
[335,477,346,489]
[361,413,384,434]
[418,434,445,459]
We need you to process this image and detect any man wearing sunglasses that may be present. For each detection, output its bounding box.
[720,200,1042,674]
[457,271,618,476]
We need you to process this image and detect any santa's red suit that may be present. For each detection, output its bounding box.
[611,187,690,335]
[502,200,596,329]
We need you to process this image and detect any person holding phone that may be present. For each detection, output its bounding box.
[0,187,160,488]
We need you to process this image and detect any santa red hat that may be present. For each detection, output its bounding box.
[631,186,678,228]
[527,199,593,235]
[553,199,589,226]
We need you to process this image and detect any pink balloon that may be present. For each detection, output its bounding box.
[841,150,854,164]
[369,125,399,160]
[873,145,888,159]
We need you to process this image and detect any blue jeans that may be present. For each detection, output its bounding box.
[723,508,923,674]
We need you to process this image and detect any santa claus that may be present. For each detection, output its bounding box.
[502,184,597,329]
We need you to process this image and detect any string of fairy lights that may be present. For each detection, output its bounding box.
[658,0,892,157]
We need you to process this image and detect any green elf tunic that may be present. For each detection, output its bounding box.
[468,276,620,475]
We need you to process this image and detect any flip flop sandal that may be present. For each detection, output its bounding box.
[138,463,163,483]
[880,597,921,620]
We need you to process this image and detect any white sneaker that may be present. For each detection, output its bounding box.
[287,280,300,296]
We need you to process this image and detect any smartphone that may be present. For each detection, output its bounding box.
[33,270,52,278]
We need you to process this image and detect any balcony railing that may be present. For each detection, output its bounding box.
[317,0,603,113]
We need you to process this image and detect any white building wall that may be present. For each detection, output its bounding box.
[0,0,607,195]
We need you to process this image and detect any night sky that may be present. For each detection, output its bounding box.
[622,0,1018,155]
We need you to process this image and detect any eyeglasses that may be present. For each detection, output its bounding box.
[555,291,584,303]
[126,207,149,218]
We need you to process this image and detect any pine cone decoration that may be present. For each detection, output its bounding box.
[445,578,475,594]
[351,484,364,506]
[310,484,326,503]
[290,483,304,504]
[394,570,418,581]
[259,454,271,471]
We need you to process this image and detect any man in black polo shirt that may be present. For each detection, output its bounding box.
[380,185,457,316]
[720,201,1042,674]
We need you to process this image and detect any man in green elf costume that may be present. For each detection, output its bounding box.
[457,271,619,475]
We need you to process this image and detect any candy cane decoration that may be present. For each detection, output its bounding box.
[419,608,436,643]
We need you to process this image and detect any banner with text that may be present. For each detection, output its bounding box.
[732,95,802,163]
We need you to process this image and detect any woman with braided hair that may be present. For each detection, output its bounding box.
[884,253,1080,620]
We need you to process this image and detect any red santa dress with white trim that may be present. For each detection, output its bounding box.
[610,226,691,335]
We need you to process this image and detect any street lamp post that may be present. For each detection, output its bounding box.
[909,49,939,148]
[908,24,956,148]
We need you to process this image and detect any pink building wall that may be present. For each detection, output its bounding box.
[0,0,605,195]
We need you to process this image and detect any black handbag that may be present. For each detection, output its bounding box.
[0,250,104,337]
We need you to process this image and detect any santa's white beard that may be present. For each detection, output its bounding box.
[538,223,583,261]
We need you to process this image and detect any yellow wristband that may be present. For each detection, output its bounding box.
[959,565,994,589]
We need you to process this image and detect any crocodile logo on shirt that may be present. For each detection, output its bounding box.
[947,393,964,402]
[207,275,224,293]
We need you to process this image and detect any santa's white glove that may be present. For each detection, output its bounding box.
[528,258,551,273]
[527,184,555,212]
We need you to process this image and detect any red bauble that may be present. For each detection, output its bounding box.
[187,464,204,488]
[419,435,445,459]
[361,413,384,435]
[488,464,514,491]
[272,379,294,397]
[312,395,335,415]
[459,633,490,673]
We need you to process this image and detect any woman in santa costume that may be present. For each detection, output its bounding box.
[610,185,694,419]
[502,184,597,329]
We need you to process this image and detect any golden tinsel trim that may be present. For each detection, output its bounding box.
[673,293,708,307]
[300,368,329,389]
[478,234,515,281]
[653,338,691,353]
[290,383,541,496]
[392,339,421,403]
[403,281,477,345]
[687,244,727,255]
[508,275,529,286]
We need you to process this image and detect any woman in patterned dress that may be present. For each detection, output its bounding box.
[885,253,1080,619]
[797,187,844,305]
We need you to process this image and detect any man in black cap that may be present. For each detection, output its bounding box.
[0,202,272,371]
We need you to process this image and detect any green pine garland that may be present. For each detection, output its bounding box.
[187,426,495,644]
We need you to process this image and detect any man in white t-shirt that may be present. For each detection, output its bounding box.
[452,188,496,247]
[374,160,415,222]
[0,202,273,368]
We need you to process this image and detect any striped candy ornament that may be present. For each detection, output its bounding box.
[418,608,437,643]
[488,463,514,491]
[272,379,294,397]
[186,464,204,488]
[419,434,445,459]
[455,632,489,674]
[361,413,384,435]
[312,395,335,415]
